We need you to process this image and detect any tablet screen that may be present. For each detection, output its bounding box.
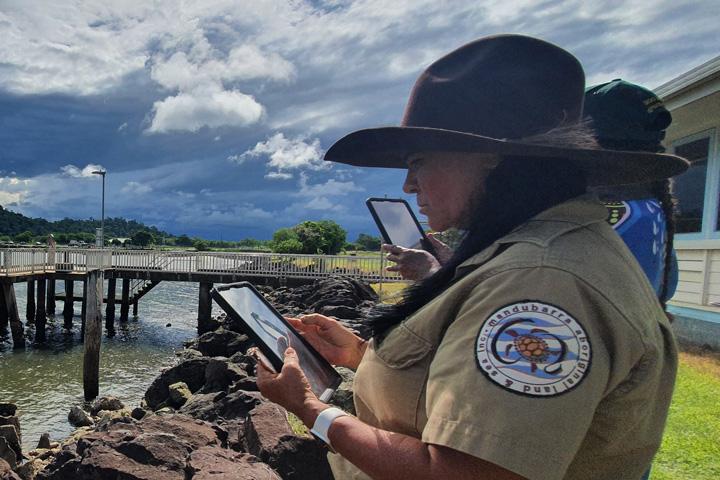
[367,199,425,249]
[212,283,341,401]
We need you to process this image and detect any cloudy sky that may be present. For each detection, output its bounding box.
[0,0,717,241]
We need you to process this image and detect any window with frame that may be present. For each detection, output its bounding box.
[673,137,710,234]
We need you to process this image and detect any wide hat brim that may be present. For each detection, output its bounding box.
[324,126,689,186]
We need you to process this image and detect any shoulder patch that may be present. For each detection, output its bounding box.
[605,200,631,229]
[475,301,591,397]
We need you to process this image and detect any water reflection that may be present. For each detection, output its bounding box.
[0,281,200,450]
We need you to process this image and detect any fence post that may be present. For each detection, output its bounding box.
[379,252,385,293]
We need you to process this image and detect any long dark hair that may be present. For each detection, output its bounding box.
[368,152,590,339]
[653,179,676,309]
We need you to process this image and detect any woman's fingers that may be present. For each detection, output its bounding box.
[286,317,307,331]
[299,313,337,329]
[255,359,278,387]
[283,347,298,366]
[381,243,407,257]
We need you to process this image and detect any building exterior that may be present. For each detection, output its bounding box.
[655,55,720,349]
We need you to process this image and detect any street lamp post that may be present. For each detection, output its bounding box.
[91,170,106,248]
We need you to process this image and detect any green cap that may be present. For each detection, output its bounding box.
[584,79,672,152]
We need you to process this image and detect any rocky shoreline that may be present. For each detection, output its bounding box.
[0,277,379,480]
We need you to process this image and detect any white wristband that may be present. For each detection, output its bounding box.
[310,407,349,451]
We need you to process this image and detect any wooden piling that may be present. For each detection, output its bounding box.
[120,279,130,322]
[2,283,24,348]
[80,278,87,340]
[83,270,103,400]
[105,277,116,336]
[63,280,74,329]
[132,301,138,317]
[26,279,36,325]
[35,278,47,343]
[0,284,8,333]
[198,282,213,335]
[46,276,56,315]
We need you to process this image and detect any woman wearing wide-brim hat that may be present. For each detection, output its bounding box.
[257,34,688,480]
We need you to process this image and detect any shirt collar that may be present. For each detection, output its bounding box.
[454,194,607,276]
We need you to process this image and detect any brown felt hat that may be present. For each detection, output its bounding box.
[324,34,688,186]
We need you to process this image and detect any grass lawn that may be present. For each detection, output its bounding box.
[651,347,720,479]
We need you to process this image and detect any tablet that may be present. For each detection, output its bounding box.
[210,282,341,402]
[366,197,435,255]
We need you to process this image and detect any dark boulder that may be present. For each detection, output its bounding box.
[179,390,262,422]
[37,433,52,450]
[264,436,334,480]
[35,448,80,480]
[187,447,281,479]
[241,403,294,458]
[192,328,253,358]
[0,406,16,418]
[0,426,21,463]
[144,357,210,410]
[131,407,148,421]
[318,304,362,319]
[0,458,21,480]
[242,403,332,480]
[202,358,248,393]
[40,414,223,480]
[89,396,125,416]
[67,406,93,428]
[0,438,17,470]
[168,382,193,408]
[329,367,356,415]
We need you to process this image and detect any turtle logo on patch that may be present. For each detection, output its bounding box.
[604,201,632,229]
[475,301,591,397]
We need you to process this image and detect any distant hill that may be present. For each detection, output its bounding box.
[0,205,171,238]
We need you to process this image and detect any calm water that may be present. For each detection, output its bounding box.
[0,281,201,450]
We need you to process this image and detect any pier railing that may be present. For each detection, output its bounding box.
[0,248,403,283]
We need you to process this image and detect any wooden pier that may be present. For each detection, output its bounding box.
[0,248,400,399]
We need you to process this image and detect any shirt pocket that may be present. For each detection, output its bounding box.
[358,324,434,437]
[374,323,434,368]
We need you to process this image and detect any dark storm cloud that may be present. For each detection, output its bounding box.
[0,0,717,240]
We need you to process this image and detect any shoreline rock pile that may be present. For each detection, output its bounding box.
[0,403,22,477]
[17,276,376,479]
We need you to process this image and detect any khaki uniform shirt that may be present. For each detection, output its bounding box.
[330,196,677,480]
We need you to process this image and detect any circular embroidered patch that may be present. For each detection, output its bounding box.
[475,301,591,397]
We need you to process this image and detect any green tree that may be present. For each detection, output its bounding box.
[294,221,325,254]
[316,220,346,255]
[193,239,209,251]
[272,228,299,244]
[273,239,304,253]
[14,230,33,244]
[110,238,123,247]
[131,230,154,247]
[355,233,382,251]
[176,234,193,247]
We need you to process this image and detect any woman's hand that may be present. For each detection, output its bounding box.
[256,347,327,426]
[286,314,367,370]
[427,233,453,264]
[383,244,440,281]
